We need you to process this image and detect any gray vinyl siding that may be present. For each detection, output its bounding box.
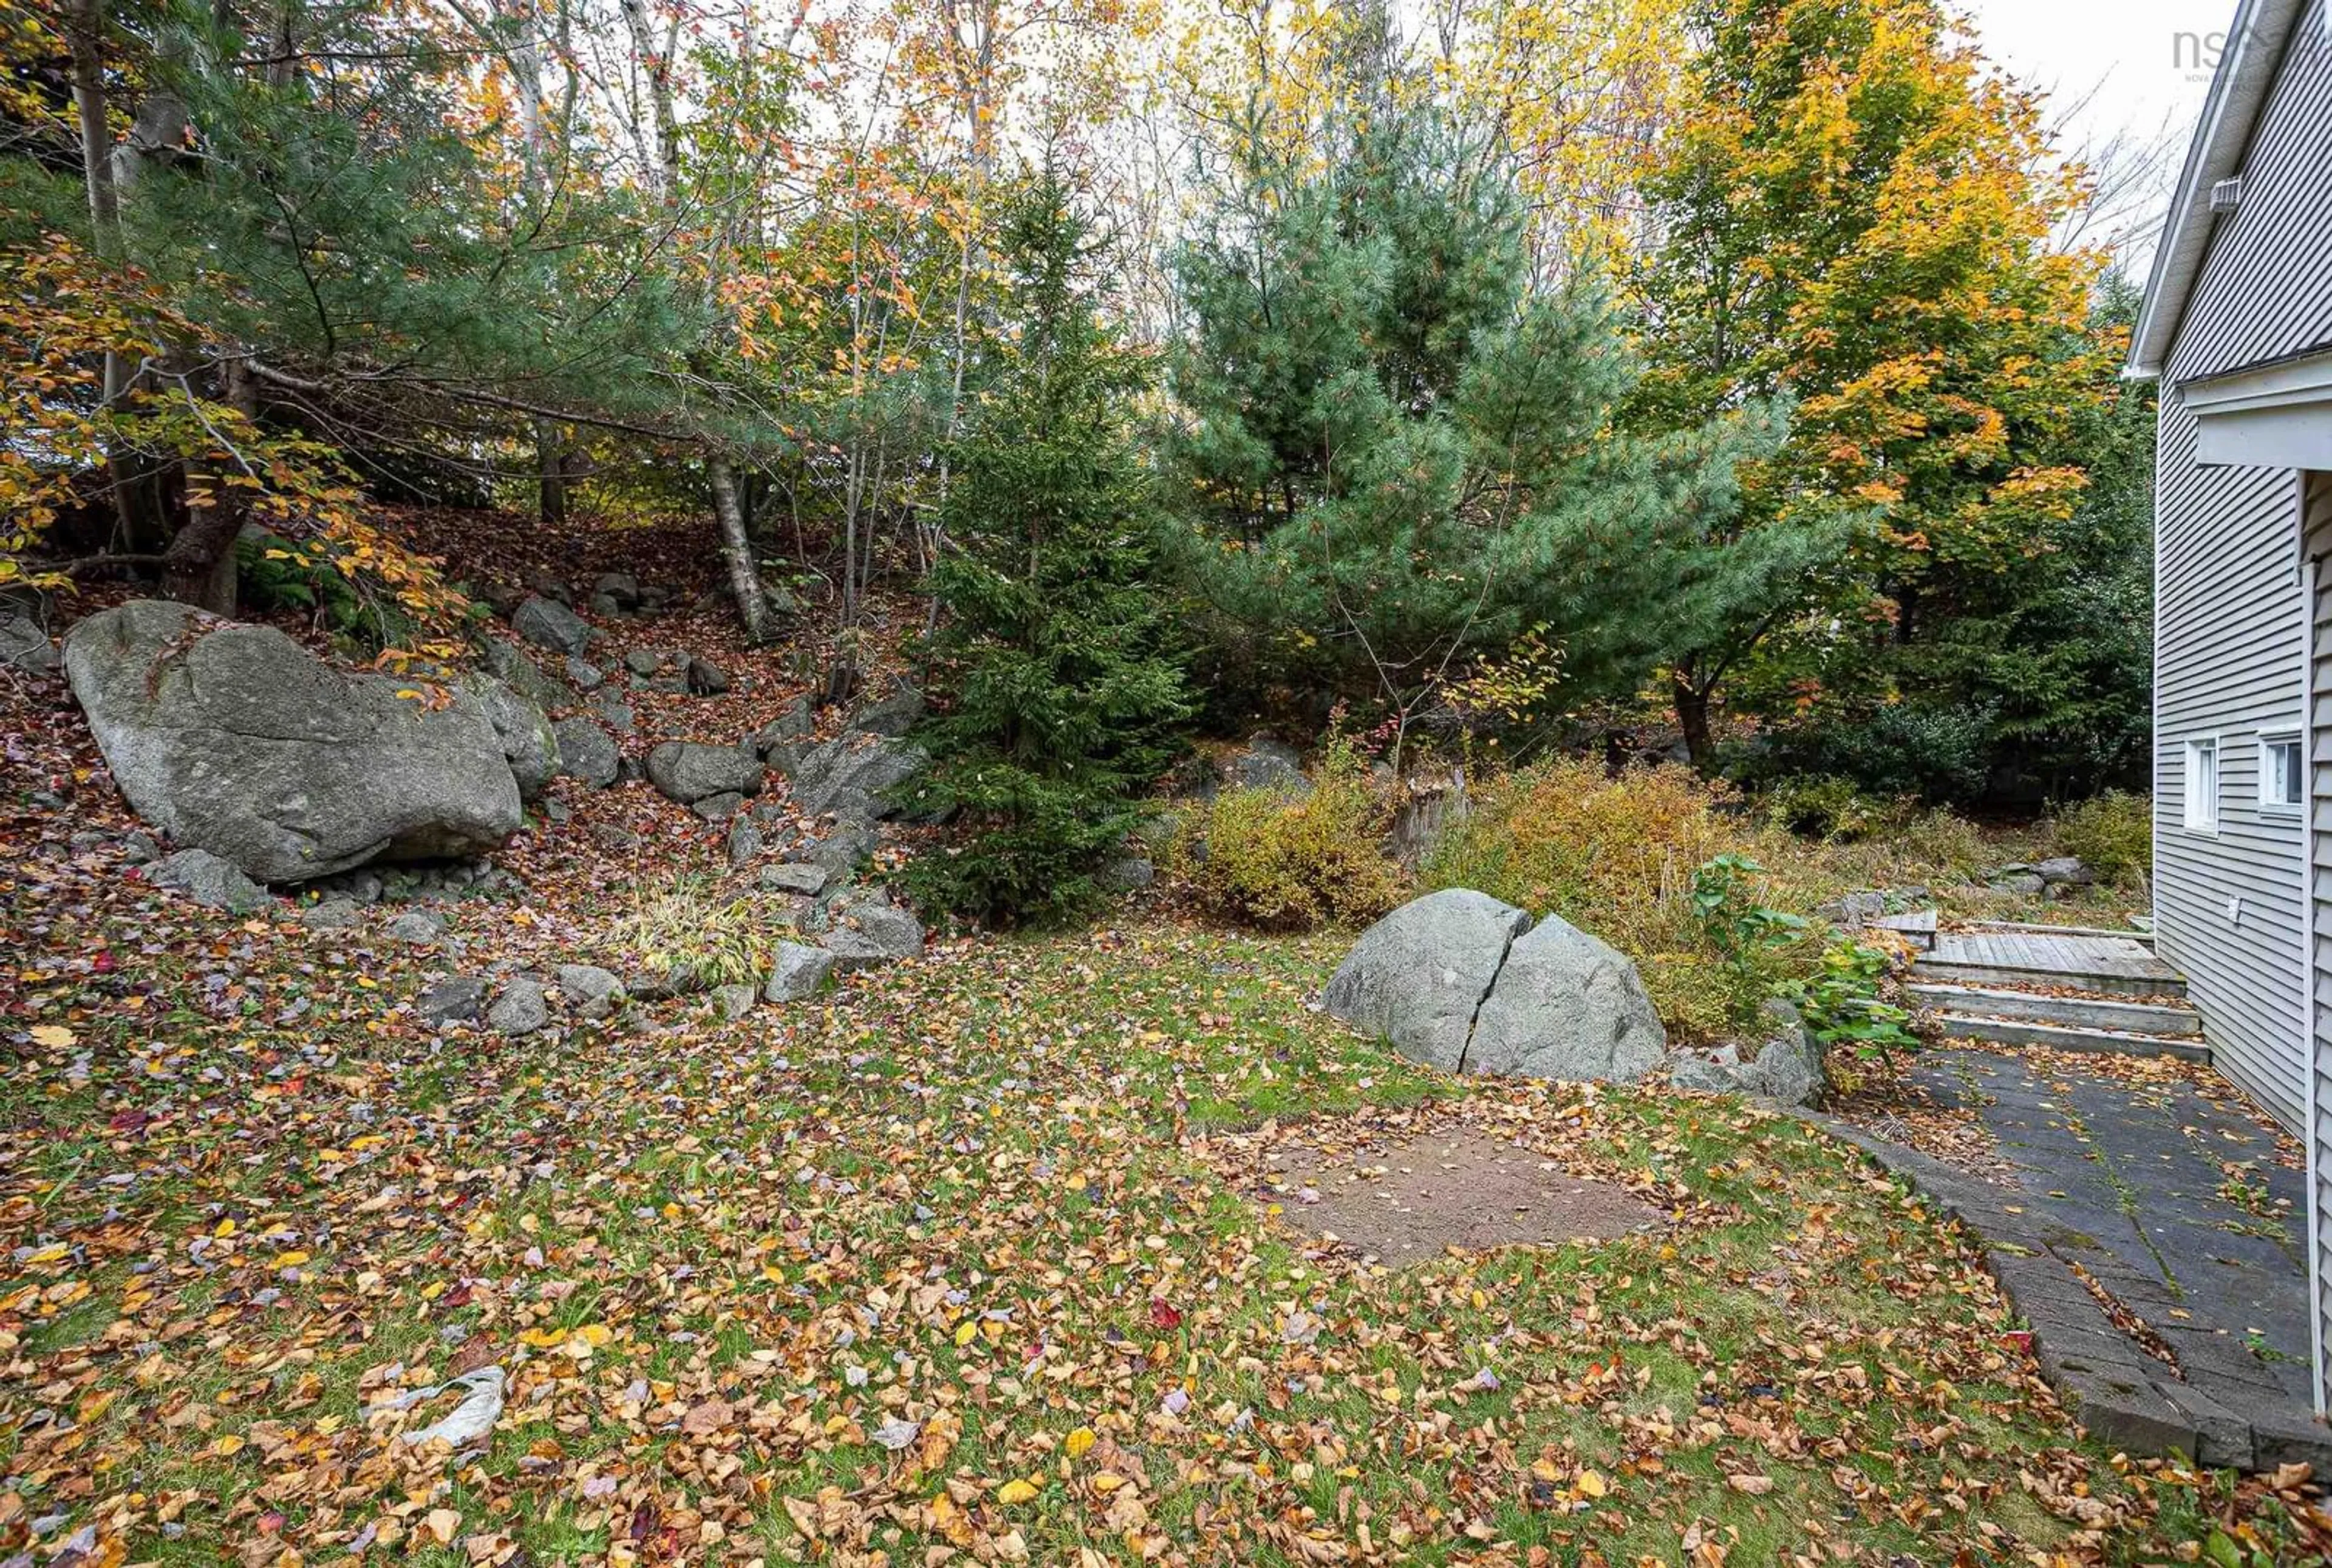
[2306,474,2332,1374]
[2151,13,2332,1133]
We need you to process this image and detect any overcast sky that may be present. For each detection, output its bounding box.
[1957,0,2235,271]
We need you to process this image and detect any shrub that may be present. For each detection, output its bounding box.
[1175,740,1406,930]
[1758,775,1913,843]
[1423,760,1820,1039]
[2051,791,2152,885]
[605,878,766,990]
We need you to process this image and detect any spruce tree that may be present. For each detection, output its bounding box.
[905,179,1192,926]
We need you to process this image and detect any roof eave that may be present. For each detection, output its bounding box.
[2126,0,2305,380]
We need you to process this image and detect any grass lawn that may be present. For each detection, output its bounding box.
[2,918,2326,1566]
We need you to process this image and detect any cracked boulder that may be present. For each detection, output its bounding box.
[1325,890,1666,1083]
[1322,889,1533,1072]
[66,600,525,884]
[1466,911,1666,1083]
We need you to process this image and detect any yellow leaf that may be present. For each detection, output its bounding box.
[1576,1469,1608,1499]
[271,1250,310,1268]
[1063,1427,1096,1459]
[27,1025,73,1048]
[211,1434,245,1457]
[995,1479,1040,1505]
[954,1320,978,1347]
[1089,1473,1126,1496]
[425,1507,460,1546]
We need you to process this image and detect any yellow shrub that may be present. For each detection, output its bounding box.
[1424,760,1819,1041]
[2051,792,2152,887]
[1176,742,1407,930]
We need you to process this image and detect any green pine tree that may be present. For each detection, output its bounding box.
[904,178,1193,927]
[1164,81,1788,745]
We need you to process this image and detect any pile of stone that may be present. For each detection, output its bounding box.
[1988,858,2096,898]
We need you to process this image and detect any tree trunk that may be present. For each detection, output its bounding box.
[709,458,768,644]
[160,361,256,615]
[537,419,568,527]
[1672,671,1715,773]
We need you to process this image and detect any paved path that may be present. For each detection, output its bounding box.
[1908,1046,2311,1403]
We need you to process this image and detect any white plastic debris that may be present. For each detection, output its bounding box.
[870,1417,922,1451]
[382,1365,506,1450]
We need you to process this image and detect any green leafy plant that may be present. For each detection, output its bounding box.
[1690,853,1808,972]
[1777,940,1921,1068]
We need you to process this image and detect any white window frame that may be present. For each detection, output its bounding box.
[2262,729,2305,817]
[2184,735,2221,833]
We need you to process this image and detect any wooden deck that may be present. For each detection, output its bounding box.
[1914,930,2186,997]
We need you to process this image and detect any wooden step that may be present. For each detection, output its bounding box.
[1906,982,2202,1038]
[1931,1012,2211,1063]
[1962,919,2156,948]
[1910,956,2187,999]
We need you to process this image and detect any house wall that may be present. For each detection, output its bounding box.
[2153,16,2332,1133]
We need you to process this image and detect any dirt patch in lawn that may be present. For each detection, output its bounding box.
[1259,1127,1665,1264]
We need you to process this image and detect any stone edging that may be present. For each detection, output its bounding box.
[1802,1112,2332,1472]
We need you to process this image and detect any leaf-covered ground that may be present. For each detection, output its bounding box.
[8,835,2332,1568]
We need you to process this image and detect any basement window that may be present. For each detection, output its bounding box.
[2184,737,2220,832]
[2262,732,2304,816]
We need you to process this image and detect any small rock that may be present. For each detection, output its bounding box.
[299,897,363,931]
[417,975,489,1025]
[752,698,815,757]
[822,895,924,971]
[687,655,730,696]
[759,862,830,897]
[590,694,637,737]
[565,656,606,692]
[384,910,449,944]
[647,741,763,805]
[594,571,643,608]
[2033,856,2095,887]
[555,963,626,1020]
[1100,856,1155,892]
[712,982,759,1020]
[851,687,924,738]
[488,978,549,1037]
[1988,870,2047,896]
[146,848,267,913]
[727,816,763,866]
[693,791,746,822]
[0,590,60,675]
[552,718,620,789]
[1228,734,1310,795]
[512,596,594,656]
[763,943,837,1002]
[623,649,666,677]
[119,831,161,865]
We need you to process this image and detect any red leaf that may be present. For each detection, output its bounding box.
[1149,1298,1181,1330]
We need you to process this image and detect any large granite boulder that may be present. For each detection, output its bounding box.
[1322,890,1533,1072]
[646,741,763,805]
[466,676,559,802]
[1326,890,1666,1083]
[66,600,523,884]
[1466,912,1666,1083]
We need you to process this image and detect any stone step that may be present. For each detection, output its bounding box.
[1963,919,2156,948]
[1930,1012,2212,1062]
[1906,982,2203,1038]
[1911,956,2187,1000]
